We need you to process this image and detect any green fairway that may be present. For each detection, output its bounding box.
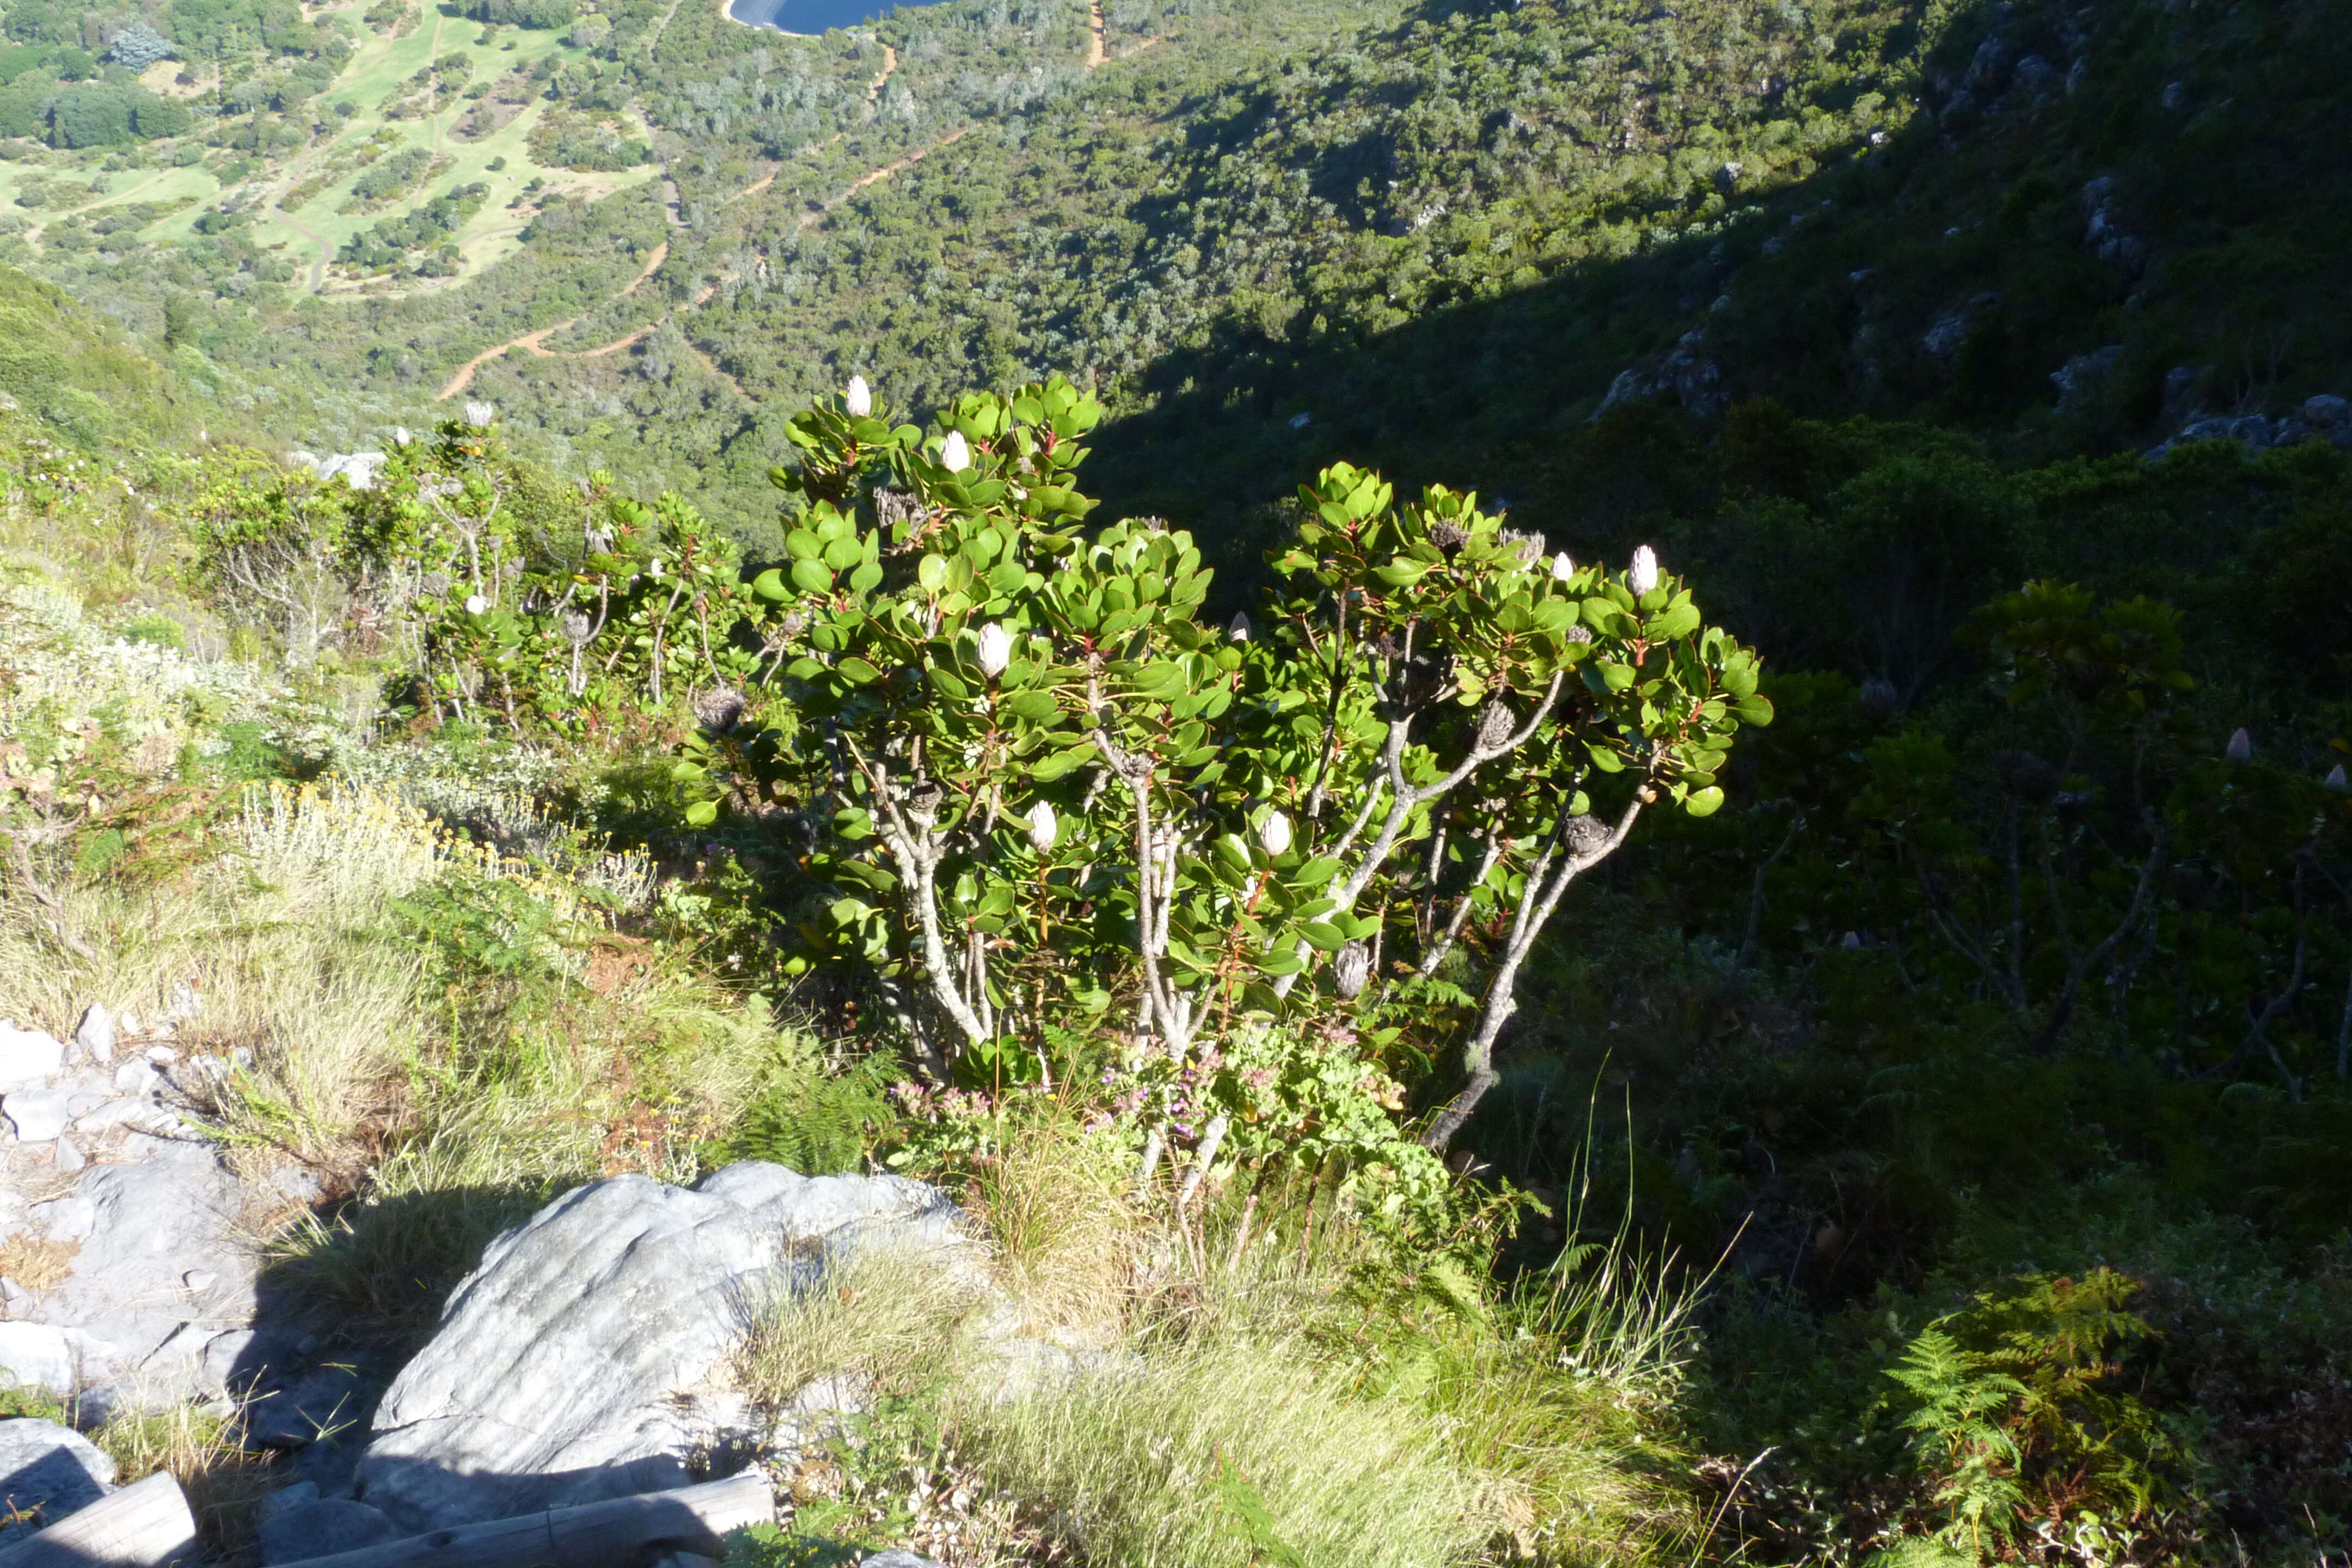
[2,12,650,292]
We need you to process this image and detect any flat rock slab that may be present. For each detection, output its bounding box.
[353,1164,967,1533]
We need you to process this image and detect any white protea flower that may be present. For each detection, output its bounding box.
[844,375,872,416]
[2326,764,2349,794]
[976,621,1012,678]
[1025,799,1059,853]
[1258,809,1293,857]
[463,401,494,429]
[463,593,488,614]
[1628,544,1660,595]
[1228,611,1251,642]
[940,430,971,471]
[2225,727,2252,764]
[394,426,413,446]
[1551,551,1576,581]
[648,557,665,580]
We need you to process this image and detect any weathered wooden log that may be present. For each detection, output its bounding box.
[271,1473,774,1568]
[0,1472,198,1568]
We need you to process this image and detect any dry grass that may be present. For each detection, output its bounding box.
[736,1242,985,1410]
[0,1235,79,1291]
[951,1327,1492,1568]
[91,1400,279,1566]
[964,1118,1136,1332]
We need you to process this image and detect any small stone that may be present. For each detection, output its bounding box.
[73,1005,114,1067]
[270,1166,325,1205]
[52,1137,83,1174]
[143,1046,177,1065]
[0,1027,63,1089]
[256,1498,401,1565]
[183,1270,218,1294]
[73,1098,155,1134]
[0,1322,75,1393]
[860,1554,948,1568]
[0,1277,32,1310]
[202,1329,261,1393]
[116,1012,140,1038]
[4,1089,74,1143]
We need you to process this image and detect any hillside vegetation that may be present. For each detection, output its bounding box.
[1,0,2350,1564]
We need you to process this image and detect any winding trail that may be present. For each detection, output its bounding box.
[436,15,1140,402]
[644,0,689,58]
[21,167,175,250]
[279,211,334,292]
[437,238,676,397]
[806,124,971,226]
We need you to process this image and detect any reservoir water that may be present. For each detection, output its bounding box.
[726,0,911,33]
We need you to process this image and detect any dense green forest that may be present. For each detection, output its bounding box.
[4,0,2352,1562]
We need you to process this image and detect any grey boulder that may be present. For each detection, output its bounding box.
[258,1497,402,1565]
[0,1418,116,1541]
[354,1164,968,1533]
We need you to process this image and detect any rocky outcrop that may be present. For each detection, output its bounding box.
[350,1163,971,1535]
[2145,394,2352,460]
[0,1015,297,1422]
[1593,328,1725,420]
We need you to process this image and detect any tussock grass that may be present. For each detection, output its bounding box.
[964,1117,1136,1332]
[732,1139,1707,1567]
[957,1327,1489,1568]
[737,1244,985,1410]
[91,1400,277,1565]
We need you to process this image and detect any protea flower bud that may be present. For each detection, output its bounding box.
[976,621,1012,677]
[1858,677,1900,722]
[1228,611,1251,643]
[1258,810,1292,856]
[648,558,664,579]
[940,430,971,471]
[1628,544,1660,595]
[1841,931,1864,952]
[394,426,413,446]
[1551,552,1576,581]
[464,401,494,429]
[844,375,872,416]
[1025,799,1058,853]
[2326,764,2349,793]
[1475,699,1515,751]
[463,593,488,614]
[1333,940,1371,999]
[2225,727,2252,764]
